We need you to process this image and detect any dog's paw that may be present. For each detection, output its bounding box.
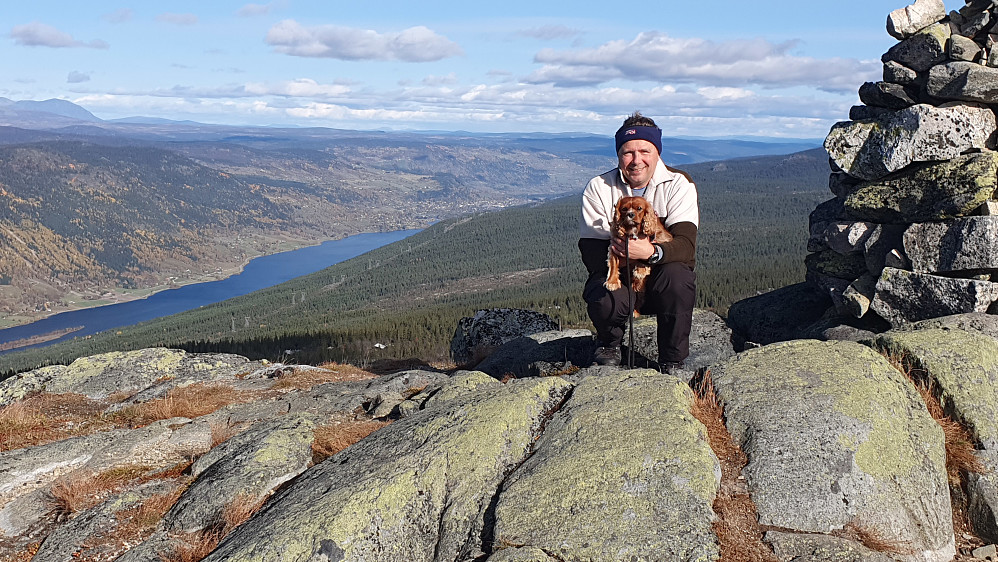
[605,279,621,291]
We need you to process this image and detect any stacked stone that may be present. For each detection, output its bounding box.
[815,0,998,327]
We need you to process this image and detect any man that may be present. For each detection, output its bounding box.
[579,112,698,372]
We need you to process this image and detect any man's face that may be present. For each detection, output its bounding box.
[617,139,659,189]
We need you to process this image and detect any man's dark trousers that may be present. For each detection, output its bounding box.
[583,261,696,364]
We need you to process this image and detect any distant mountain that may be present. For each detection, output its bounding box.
[0,98,823,331]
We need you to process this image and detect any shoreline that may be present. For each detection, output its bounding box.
[0,234,334,331]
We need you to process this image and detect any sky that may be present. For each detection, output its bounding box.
[3,0,925,138]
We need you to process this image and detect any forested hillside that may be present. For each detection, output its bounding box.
[0,148,830,376]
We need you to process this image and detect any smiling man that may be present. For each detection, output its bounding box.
[579,112,699,372]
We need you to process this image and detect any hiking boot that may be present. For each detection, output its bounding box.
[594,346,621,366]
[660,361,685,376]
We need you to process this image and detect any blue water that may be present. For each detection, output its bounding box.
[0,230,420,353]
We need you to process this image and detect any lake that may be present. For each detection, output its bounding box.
[0,230,420,354]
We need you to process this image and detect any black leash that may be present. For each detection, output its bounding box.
[624,235,634,368]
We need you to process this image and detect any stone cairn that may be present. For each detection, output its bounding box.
[815,0,998,327]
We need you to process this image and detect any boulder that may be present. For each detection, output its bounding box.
[824,103,995,182]
[842,273,878,319]
[882,22,950,71]
[961,9,993,37]
[857,81,918,109]
[805,250,868,280]
[450,308,559,366]
[904,217,998,273]
[883,60,920,84]
[711,340,954,562]
[871,267,998,326]
[829,172,862,199]
[807,221,877,254]
[928,60,998,103]
[948,34,984,61]
[204,377,572,562]
[163,412,317,533]
[473,329,596,379]
[490,370,720,562]
[871,328,998,449]
[898,312,998,340]
[806,270,853,315]
[844,151,998,223]
[887,0,947,39]
[0,348,251,406]
[624,309,735,375]
[765,530,896,562]
[726,283,832,348]
[967,450,998,543]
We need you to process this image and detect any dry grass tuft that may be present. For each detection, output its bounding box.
[835,521,911,555]
[688,370,778,562]
[109,486,186,549]
[111,383,251,428]
[167,530,224,562]
[209,421,244,449]
[222,492,266,530]
[312,418,391,464]
[162,492,267,562]
[272,364,378,391]
[881,350,986,484]
[0,393,112,452]
[881,348,989,558]
[3,541,41,562]
[48,465,150,519]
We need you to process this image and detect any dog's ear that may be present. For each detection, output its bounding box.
[612,199,622,223]
[641,205,659,233]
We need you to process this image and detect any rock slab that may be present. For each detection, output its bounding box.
[711,340,954,561]
[490,370,720,562]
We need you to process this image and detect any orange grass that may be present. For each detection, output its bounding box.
[167,530,224,562]
[0,393,112,452]
[111,383,251,428]
[222,492,266,530]
[881,350,986,483]
[272,364,378,390]
[881,349,988,558]
[48,465,151,518]
[689,370,778,562]
[163,493,267,562]
[834,521,911,556]
[209,421,244,449]
[312,418,390,463]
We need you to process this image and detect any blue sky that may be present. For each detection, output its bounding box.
[4,0,921,137]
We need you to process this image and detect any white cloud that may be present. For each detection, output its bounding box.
[69,83,850,138]
[527,32,878,90]
[103,9,133,24]
[422,73,459,86]
[243,78,351,98]
[265,20,463,62]
[237,3,272,17]
[516,25,583,41]
[67,71,91,83]
[156,13,199,26]
[10,22,109,49]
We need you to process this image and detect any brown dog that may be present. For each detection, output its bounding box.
[605,196,672,292]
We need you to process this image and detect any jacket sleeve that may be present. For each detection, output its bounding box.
[660,221,697,269]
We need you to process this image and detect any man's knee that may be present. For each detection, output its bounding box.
[642,262,696,313]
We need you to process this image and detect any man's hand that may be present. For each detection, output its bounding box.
[611,235,656,260]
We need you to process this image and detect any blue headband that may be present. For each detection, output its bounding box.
[615,125,662,155]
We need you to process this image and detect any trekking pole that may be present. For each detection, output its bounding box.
[624,236,634,368]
